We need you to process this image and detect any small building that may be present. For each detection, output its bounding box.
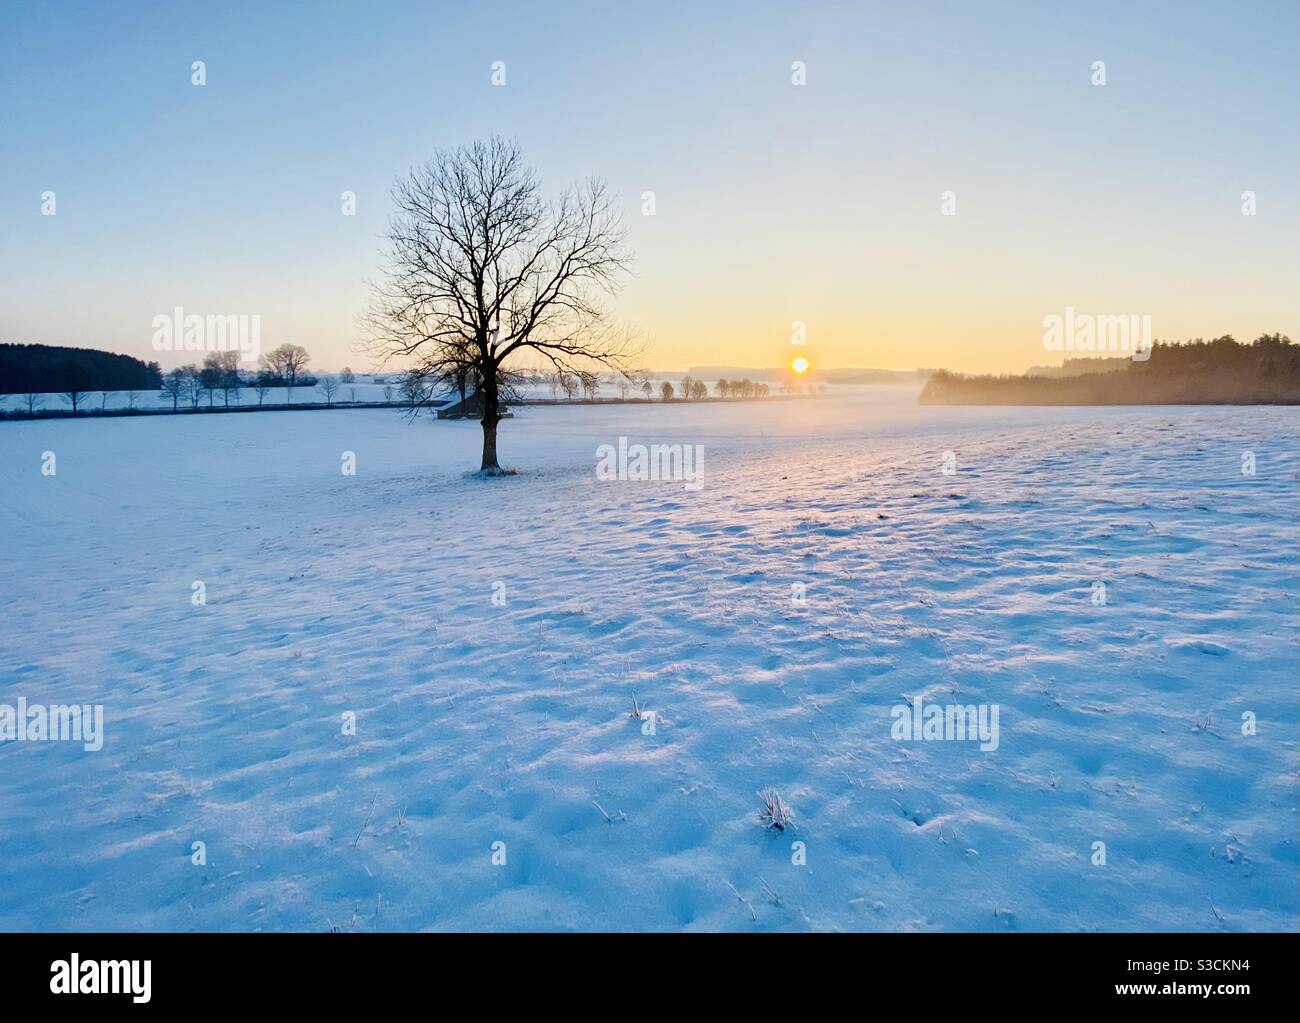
[436,391,513,419]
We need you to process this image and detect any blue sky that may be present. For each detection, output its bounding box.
[2,0,1297,372]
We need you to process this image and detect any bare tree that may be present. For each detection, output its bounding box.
[160,369,186,409]
[197,356,222,405]
[22,392,42,414]
[362,137,641,473]
[61,389,87,413]
[318,375,338,405]
[181,365,202,408]
[254,370,275,405]
[264,344,310,388]
[660,381,674,401]
[449,360,476,407]
[399,370,430,410]
[641,380,653,400]
[203,351,241,406]
[99,390,117,411]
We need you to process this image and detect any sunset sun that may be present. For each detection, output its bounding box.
[791,356,810,375]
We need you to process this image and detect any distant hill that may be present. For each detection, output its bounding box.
[684,366,924,385]
[921,335,1299,405]
[0,343,162,394]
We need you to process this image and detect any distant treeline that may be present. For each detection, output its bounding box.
[0,343,162,394]
[1023,357,1130,378]
[921,334,1300,405]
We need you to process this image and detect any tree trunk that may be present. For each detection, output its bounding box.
[480,373,501,472]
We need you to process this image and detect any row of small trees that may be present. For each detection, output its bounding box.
[712,378,771,399]
[668,378,771,400]
[16,344,357,413]
[536,371,773,402]
[12,361,784,415]
[10,349,783,417]
[156,345,325,409]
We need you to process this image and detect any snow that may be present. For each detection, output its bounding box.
[0,386,1296,931]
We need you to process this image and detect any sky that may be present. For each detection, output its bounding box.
[2,0,1297,374]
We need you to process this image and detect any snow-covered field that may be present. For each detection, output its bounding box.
[0,386,1296,932]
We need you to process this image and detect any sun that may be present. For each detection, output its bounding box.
[790,356,810,375]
